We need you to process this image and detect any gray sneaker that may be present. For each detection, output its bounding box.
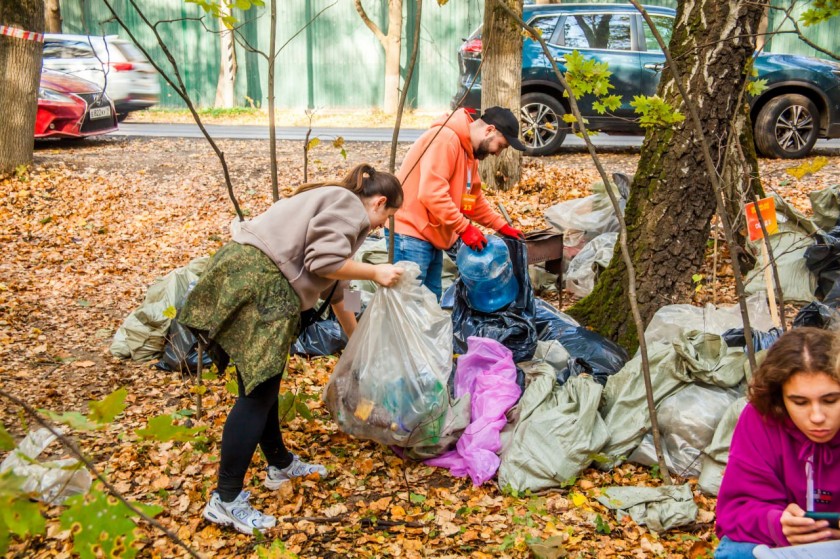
[265,454,328,490]
[202,490,276,534]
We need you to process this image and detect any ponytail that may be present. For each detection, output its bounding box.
[294,163,403,209]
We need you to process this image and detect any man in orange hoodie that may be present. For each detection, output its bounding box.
[391,106,526,300]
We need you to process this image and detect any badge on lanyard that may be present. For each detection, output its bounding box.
[461,167,477,216]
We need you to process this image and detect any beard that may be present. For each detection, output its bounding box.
[473,137,492,160]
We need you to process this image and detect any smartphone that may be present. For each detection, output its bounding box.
[804,511,840,529]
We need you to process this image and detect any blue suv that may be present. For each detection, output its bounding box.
[453,4,840,158]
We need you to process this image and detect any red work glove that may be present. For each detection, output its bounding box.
[498,224,525,240]
[460,224,488,251]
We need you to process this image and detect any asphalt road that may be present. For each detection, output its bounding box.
[111,122,840,150]
[111,122,644,146]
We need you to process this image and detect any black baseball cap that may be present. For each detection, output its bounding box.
[479,106,526,151]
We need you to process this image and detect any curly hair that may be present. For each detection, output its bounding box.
[748,327,840,419]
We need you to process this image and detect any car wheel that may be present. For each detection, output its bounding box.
[520,92,567,156]
[754,94,819,159]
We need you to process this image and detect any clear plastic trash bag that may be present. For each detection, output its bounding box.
[0,427,91,504]
[324,262,452,447]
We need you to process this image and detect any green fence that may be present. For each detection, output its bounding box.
[59,0,840,111]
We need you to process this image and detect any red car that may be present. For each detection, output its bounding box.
[35,69,118,139]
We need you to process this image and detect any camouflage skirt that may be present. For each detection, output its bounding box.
[178,242,301,395]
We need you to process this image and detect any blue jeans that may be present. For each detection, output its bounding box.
[385,231,444,301]
[715,536,758,559]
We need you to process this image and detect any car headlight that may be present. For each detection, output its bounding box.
[38,87,76,103]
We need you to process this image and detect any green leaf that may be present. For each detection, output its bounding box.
[77,299,91,308]
[0,471,46,555]
[225,379,239,396]
[135,414,207,443]
[0,493,45,555]
[306,137,321,151]
[88,388,127,425]
[746,78,768,97]
[692,274,703,283]
[630,94,685,129]
[0,423,14,451]
[409,492,426,504]
[339,148,347,160]
[594,514,611,535]
[277,391,296,424]
[801,1,840,25]
[295,400,313,421]
[42,410,100,431]
[61,488,162,559]
[162,305,177,320]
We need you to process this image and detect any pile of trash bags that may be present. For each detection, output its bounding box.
[108,180,840,534]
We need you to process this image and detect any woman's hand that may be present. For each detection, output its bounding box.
[781,503,836,544]
[373,264,403,287]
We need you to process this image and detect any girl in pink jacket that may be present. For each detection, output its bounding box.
[715,327,840,558]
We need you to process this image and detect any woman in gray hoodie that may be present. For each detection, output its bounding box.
[179,164,403,534]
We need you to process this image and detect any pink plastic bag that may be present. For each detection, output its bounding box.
[425,336,521,485]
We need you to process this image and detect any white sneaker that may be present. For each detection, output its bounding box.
[202,490,276,534]
[265,454,328,490]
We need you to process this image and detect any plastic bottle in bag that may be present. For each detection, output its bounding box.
[381,369,446,443]
[456,236,519,313]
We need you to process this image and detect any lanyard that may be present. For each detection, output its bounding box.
[466,167,472,193]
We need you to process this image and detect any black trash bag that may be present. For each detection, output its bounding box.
[155,282,213,374]
[534,298,579,341]
[291,316,348,357]
[804,226,840,301]
[721,327,783,351]
[553,326,628,385]
[451,237,538,363]
[440,283,456,310]
[793,301,840,328]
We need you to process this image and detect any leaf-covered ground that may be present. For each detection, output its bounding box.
[2,135,839,558]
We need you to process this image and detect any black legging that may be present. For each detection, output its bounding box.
[216,371,294,501]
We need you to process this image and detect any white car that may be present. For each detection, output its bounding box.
[42,33,160,121]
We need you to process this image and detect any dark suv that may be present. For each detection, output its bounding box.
[452,4,840,158]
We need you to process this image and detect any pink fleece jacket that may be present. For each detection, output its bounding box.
[715,403,840,547]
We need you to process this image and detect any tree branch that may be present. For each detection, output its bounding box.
[0,389,203,559]
[494,0,672,484]
[101,0,244,221]
[354,0,387,46]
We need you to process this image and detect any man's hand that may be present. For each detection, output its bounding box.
[460,224,488,251]
[372,263,403,287]
[781,503,836,545]
[498,224,525,240]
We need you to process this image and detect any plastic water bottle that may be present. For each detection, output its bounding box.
[456,235,519,313]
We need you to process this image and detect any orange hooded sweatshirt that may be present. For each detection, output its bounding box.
[394,109,507,250]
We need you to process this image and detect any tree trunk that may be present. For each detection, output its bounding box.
[214,3,237,108]
[0,0,44,176]
[479,0,523,191]
[44,0,61,33]
[568,0,766,350]
[382,0,402,114]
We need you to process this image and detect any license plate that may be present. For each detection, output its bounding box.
[89,106,111,119]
